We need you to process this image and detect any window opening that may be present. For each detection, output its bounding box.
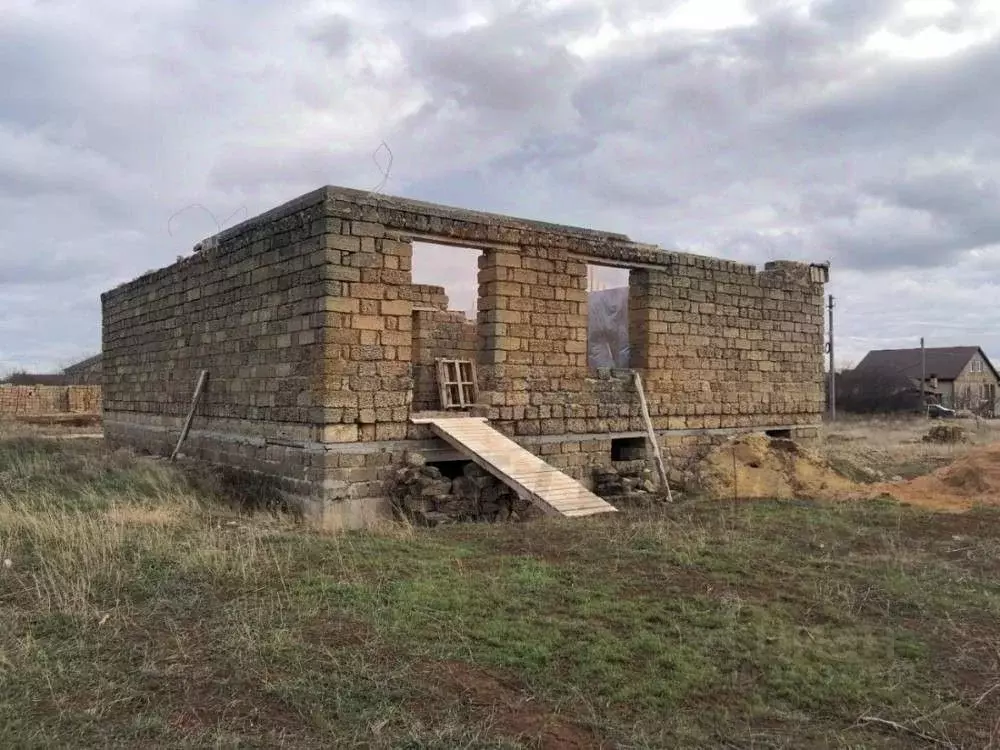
[611,436,646,461]
[586,264,630,369]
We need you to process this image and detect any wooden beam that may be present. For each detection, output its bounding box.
[411,416,487,425]
[170,370,208,462]
[633,371,672,501]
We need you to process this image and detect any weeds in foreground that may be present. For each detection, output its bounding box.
[1,438,999,748]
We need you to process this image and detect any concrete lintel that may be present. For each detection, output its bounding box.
[365,424,818,455]
[521,424,813,444]
[386,230,519,253]
[106,421,819,457]
[324,185,630,243]
[565,252,672,272]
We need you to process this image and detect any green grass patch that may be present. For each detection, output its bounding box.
[1,439,999,747]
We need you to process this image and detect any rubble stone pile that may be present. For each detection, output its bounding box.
[593,461,660,501]
[922,424,966,444]
[390,454,538,526]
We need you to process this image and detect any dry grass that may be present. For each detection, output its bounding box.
[0,441,267,618]
[820,414,1000,482]
[2,436,1000,747]
[0,417,103,440]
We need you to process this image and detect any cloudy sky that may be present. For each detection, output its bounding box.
[2,0,999,372]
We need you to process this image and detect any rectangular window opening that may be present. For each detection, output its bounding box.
[411,243,480,322]
[586,264,630,370]
[611,437,646,461]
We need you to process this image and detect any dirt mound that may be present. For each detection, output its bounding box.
[923,424,966,444]
[872,443,1000,511]
[698,432,1000,513]
[698,434,859,501]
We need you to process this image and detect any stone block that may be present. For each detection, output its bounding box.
[352,315,385,331]
[380,299,411,316]
[321,424,359,442]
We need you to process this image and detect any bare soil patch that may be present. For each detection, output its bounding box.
[698,433,860,501]
[821,416,998,482]
[696,419,1000,514]
[873,442,1000,511]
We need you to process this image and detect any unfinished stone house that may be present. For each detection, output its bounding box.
[102,186,829,528]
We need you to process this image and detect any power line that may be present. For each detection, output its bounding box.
[167,203,248,238]
[167,204,222,237]
[366,141,393,198]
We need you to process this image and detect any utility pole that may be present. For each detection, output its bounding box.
[828,294,836,422]
[921,337,927,418]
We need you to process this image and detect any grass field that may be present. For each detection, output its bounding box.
[2,435,1000,748]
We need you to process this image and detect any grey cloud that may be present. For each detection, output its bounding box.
[489,133,599,173]
[537,4,1000,274]
[0,279,104,371]
[873,169,1000,221]
[310,15,354,56]
[207,146,364,195]
[402,5,595,114]
[0,18,96,132]
[819,167,1000,270]
[831,263,1000,368]
[798,189,862,222]
[713,229,812,264]
[388,0,999,279]
[2,0,1000,371]
[825,222,953,270]
[0,261,98,287]
[793,42,1000,150]
[812,0,899,28]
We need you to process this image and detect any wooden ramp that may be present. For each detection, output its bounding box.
[413,416,617,518]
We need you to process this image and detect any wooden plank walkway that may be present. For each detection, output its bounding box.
[413,416,617,518]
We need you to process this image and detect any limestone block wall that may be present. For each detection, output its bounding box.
[101,185,828,526]
[629,258,825,430]
[474,249,590,430]
[67,386,102,413]
[102,192,336,499]
[412,309,477,411]
[403,283,450,311]
[316,231,414,444]
[0,385,102,416]
[0,386,67,415]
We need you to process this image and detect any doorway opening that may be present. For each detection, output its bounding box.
[410,242,481,411]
